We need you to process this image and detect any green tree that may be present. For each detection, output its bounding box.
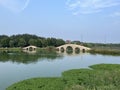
[0,34,66,48]
[41,39,48,47]
[28,39,38,46]
[0,37,10,47]
[9,40,15,47]
[56,39,65,46]
[18,38,26,47]
[36,39,42,47]
[51,38,57,46]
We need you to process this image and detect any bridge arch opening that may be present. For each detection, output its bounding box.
[60,47,65,52]
[26,48,29,50]
[82,49,85,53]
[66,46,73,51]
[75,47,80,54]
[29,47,33,51]
[56,48,59,51]
[29,47,36,51]
[66,46,73,54]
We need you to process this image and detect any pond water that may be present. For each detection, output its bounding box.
[0,51,120,90]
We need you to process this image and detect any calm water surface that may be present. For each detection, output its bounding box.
[0,51,120,90]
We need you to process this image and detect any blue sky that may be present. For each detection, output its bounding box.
[0,0,120,43]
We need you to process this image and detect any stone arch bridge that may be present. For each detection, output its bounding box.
[56,44,91,52]
[23,45,37,51]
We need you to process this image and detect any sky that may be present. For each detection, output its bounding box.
[0,0,120,43]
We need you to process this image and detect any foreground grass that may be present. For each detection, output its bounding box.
[7,64,120,90]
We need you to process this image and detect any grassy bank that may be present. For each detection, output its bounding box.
[0,46,56,52]
[7,64,120,90]
[90,48,120,56]
[0,47,21,51]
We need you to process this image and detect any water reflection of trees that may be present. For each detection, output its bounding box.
[0,50,63,64]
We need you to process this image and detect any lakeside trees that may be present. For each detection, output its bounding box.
[0,34,120,49]
[0,34,65,48]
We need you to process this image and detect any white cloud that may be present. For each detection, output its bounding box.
[66,0,120,15]
[0,0,30,13]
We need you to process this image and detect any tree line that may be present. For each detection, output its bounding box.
[0,34,65,48]
[0,34,119,49]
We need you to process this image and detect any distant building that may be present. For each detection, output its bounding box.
[66,40,71,44]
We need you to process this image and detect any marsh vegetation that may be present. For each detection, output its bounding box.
[7,64,120,90]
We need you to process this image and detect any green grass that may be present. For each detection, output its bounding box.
[7,78,65,90]
[7,64,120,90]
[0,47,21,51]
[90,48,120,56]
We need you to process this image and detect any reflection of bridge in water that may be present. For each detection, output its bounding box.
[56,44,91,52]
[56,50,89,56]
[22,50,37,54]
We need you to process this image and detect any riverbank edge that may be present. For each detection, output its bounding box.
[0,47,120,55]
